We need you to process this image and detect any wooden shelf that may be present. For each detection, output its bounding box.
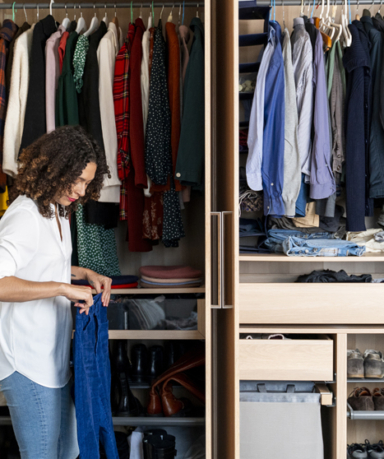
[107,330,204,340]
[93,286,205,295]
[239,253,384,262]
[0,416,205,427]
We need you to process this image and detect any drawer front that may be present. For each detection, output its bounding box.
[239,337,333,381]
[239,283,384,324]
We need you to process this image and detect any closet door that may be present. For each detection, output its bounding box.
[211,0,238,458]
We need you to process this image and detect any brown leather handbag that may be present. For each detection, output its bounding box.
[161,372,205,417]
[147,347,205,416]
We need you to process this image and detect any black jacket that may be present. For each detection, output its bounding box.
[19,15,56,153]
[343,23,371,231]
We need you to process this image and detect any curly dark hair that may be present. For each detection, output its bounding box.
[10,126,110,219]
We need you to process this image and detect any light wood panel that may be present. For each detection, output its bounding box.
[240,325,384,334]
[109,330,205,339]
[240,253,384,262]
[315,383,333,406]
[239,283,384,324]
[239,336,334,381]
[335,334,348,459]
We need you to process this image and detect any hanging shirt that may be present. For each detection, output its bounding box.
[3,25,34,178]
[73,34,89,93]
[56,31,79,127]
[246,27,274,191]
[97,22,123,203]
[291,17,313,179]
[0,195,72,388]
[262,22,285,217]
[5,21,28,98]
[141,24,150,134]
[343,23,370,231]
[45,24,65,133]
[309,29,336,200]
[282,28,301,217]
[19,15,56,152]
[0,19,18,183]
[58,31,69,74]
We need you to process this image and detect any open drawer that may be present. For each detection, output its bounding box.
[239,283,384,324]
[239,335,333,381]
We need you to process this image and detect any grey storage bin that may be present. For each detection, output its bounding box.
[240,381,324,459]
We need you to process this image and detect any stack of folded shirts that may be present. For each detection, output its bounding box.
[139,266,203,288]
[72,275,139,289]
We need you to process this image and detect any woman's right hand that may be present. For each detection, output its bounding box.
[61,284,93,315]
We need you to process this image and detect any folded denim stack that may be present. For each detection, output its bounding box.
[139,266,203,289]
[72,275,139,289]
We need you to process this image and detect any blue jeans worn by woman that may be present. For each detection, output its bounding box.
[0,371,79,459]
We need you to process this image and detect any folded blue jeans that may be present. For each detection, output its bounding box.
[264,229,334,253]
[282,237,366,257]
[73,293,119,459]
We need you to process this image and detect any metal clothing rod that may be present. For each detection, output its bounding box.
[255,0,383,4]
[0,2,203,8]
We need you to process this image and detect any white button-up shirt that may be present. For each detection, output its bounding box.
[246,28,275,191]
[0,195,72,388]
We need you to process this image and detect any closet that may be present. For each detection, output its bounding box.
[214,0,384,458]
[0,1,216,458]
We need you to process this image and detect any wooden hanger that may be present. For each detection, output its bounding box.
[112,4,120,41]
[355,0,360,20]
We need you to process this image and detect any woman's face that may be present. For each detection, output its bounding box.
[56,162,97,207]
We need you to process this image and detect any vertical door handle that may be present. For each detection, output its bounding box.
[210,212,222,309]
[222,211,233,309]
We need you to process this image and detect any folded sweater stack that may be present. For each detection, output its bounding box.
[72,275,139,289]
[139,266,203,288]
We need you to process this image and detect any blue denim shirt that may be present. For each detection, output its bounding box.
[309,29,336,200]
[262,23,285,216]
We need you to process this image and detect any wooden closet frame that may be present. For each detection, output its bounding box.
[213,1,384,459]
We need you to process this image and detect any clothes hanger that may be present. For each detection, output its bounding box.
[139,3,143,18]
[167,4,174,22]
[355,0,360,20]
[75,4,86,34]
[148,2,153,28]
[84,4,99,37]
[102,4,108,25]
[300,0,305,17]
[112,4,120,41]
[130,1,133,24]
[62,3,70,28]
[36,3,39,21]
[160,4,165,21]
[324,0,336,39]
[310,0,316,18]
[342,0,352,47]
[178,3,181,27]
[12,1,16,22]
[23,4,28,23]
[196,3,199,17]
[330,0,343,42]
[182,0,185,24]
[282,0,286,28]
[49,0,54,17]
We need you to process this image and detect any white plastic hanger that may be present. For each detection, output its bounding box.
[75,4,87,34]
[331,1,343,42]
[196,3,199,17]
[84,4,99,36]
[49,0,54,17]
[62,4,70,28]
[300,0,304,16]
[23,4,28,22]
[342,0,352,47]
[139,3,143,18]
[36,3,39,21]
[355,0,360,19]
[160,4,165,20]
[167,4,174,22]
[102,4,108,25]
[148,4,153,28]
[324,0,336,39]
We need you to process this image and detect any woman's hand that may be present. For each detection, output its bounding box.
[85,271,112,307]
[61,284,93,315]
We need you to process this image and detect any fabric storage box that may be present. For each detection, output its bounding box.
[240,381,324,459]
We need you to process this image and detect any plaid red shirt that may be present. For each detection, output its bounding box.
[114,23,135,220]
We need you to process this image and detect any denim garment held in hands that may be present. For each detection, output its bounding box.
[282,237,366,257]
[264,229,335,253]
[73,293,119,459]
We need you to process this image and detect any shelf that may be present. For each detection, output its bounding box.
[347,378,384,383]
[112,417,205,426]
[0,416,205,427]
[96,287,205,295]
[107,330,204,340]
[239,253,384,262]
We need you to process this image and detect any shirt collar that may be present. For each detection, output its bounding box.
[343,23,370,73]
[0,19,18,42]
[293,17,305,27]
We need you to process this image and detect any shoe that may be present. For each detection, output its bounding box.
[114,341,142,417]
[364,350,384,379]
[143,430,168,459]
[347,387,375,411]
[131,344,148,382]
[348,349,364,379]
[373,388,384,411]
[147,434,177,459]
[165,341,180,370]
[348,443,368,458]
[367,440,384,458]
[148,345,165,381]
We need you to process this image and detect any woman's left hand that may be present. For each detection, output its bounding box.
[86,271,112,307]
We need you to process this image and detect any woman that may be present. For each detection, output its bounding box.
[0,126,114,458]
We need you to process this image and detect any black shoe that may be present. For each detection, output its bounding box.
[131,343,148,382]
[165,342,180,370]
[113,341,142,417]
[148,345,164,381]
[143,430,168,459]
[148,434,177,459]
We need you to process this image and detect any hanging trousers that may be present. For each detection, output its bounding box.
[73,293,119,459]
